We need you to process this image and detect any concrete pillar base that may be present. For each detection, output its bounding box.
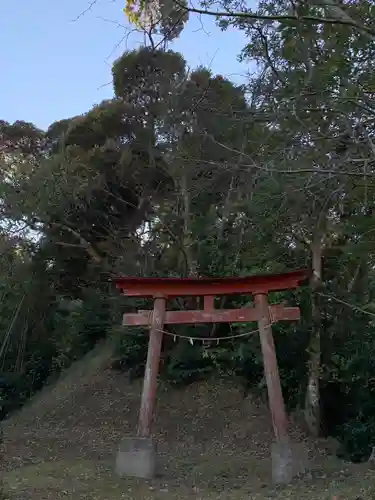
[271,441,308,484]
[115,437,157,479]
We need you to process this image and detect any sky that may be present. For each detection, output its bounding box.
[0,0,251,131]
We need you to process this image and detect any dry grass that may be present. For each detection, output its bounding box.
[1,346,374,499]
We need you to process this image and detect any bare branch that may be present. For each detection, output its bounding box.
[174,0,375,38]
[71,0,99,22]
[204,134,375,177]
[50,222,102,263]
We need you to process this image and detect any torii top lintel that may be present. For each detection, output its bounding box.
[113,269,310,298]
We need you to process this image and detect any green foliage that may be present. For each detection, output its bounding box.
[4,36,375,464]
[123,0,188,40]
[164,340,215,385]
[111,328,149,379]
[337,418,375,463]
[50,292,112,374]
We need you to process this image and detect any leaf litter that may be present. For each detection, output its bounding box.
[1,349,374,499]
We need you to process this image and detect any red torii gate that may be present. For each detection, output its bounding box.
[114,269,309,483]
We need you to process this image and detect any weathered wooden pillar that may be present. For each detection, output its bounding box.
[254,292,289,443]
[137,296,166,438]
[254,293,306,484]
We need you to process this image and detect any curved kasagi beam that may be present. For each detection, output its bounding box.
[113,269,310,298]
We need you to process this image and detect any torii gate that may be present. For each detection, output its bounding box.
[113,269,309,484]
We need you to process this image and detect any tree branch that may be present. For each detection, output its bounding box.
[174,0,375,38]
[204,134,375,177]
[50,222,102,263]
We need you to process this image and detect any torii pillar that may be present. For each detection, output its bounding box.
[113,269,309,483]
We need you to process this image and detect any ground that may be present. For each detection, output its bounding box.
[1,342,375,499]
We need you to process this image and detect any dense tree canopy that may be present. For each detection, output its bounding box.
[3,4,375,463]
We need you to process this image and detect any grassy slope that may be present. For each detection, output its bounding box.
[1,344,374,500]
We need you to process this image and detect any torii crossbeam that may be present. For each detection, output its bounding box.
[113,269,309,483]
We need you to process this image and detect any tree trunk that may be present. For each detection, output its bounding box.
[180,173,197,277]
[178,173,200,314]
[304,235,323,437]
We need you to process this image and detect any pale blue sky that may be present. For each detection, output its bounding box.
[0,0,250,131]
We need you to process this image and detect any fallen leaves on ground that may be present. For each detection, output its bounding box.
[2,351,374,499]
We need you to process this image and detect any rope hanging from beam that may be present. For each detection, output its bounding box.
[155,322,275,343]
[126,308,277,344]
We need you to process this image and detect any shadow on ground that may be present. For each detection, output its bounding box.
[2,346,374,499]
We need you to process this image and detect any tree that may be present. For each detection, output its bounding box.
[1,50,184,279]
[5,36,375,462]
[122,0,375,436]
[123,0,375,43]
[228,2,375,435]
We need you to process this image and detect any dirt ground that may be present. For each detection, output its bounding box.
[1,346,374,499]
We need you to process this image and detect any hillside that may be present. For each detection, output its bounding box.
[1,345,374,500]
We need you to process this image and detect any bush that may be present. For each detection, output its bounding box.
[164,341,214,385]
[336,418,375,463]
[111,327,149,379]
